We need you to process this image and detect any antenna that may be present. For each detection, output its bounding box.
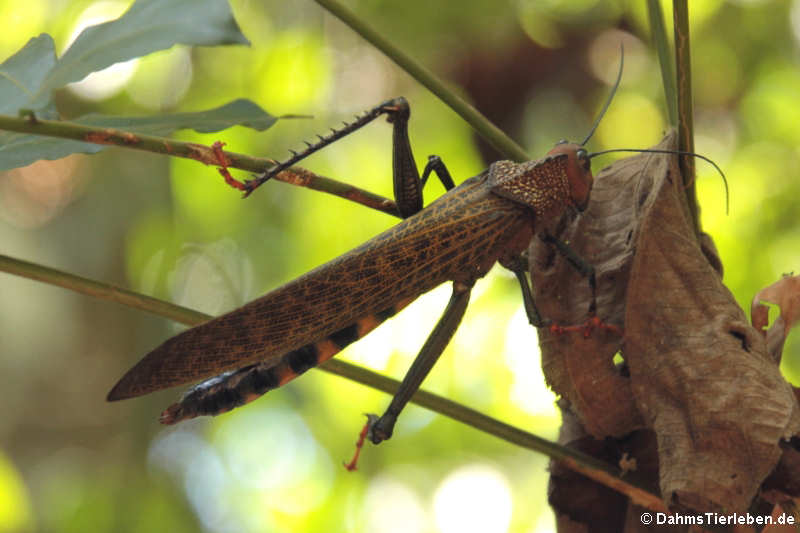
[589,148,729,214]
[581,44,624,146]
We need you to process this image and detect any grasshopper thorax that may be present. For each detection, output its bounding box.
[547,141,593,211]
[487,141,593,220]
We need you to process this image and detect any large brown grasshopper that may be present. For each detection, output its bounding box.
[108,62,628,446]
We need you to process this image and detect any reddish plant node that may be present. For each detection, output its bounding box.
[85,131,114,144]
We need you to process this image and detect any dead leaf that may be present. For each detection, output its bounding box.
[550,407,670,532]
[530,133,685,437]
[751,274,800,362]
[534,131,800,516]
[548,407,631,530]
[623,138,800,512]
[761,442,800,503]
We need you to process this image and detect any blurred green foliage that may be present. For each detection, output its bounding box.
[1,0,800,532]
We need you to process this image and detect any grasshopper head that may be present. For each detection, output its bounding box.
[547,141,593,211]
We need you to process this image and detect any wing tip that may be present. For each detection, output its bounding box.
[107,368,147,401]
[106,346,173,402]
[106,380,132,402]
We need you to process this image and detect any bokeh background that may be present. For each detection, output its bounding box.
[1,0,799,531]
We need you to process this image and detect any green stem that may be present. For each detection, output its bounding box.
[326,357,665,511]
[0,254,207,324]
[673,0,700,235]
[0,252,664,510]
[647,0,677,125]
[0,113,398,216]
[313,0,530,163]
[0,113,271,171]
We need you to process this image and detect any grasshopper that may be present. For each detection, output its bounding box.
[107,62,625,446]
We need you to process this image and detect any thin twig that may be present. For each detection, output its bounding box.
[0,113,271,170]
[277,167,398,217]
[0,254,208,324]
[673,0,701,235]
[0,113,398,216]
[312,0,530,163]
[647,0,677,125]
[0,252,666,511]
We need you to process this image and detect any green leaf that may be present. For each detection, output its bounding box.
[78,99,276,135]
[0,0,260,171]
[0,34,57,114]
[0,99,276,171]
[30,0,249,107]
[0,134,104,171]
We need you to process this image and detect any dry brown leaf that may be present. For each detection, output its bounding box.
[751,274,800,362]
[550,407,670,532]
[529,133,684,438]
[548,407,632,530]
[534,131,800,518]
[623,138,800,512]
[758,504,800,532]
[761,444,800,503]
